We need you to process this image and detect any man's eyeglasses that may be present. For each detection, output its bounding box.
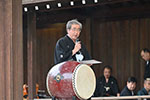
[70,28,81,32]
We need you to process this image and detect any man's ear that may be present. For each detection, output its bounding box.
[127,82,129,85]
[147,52,150,56]
[67,29,70,33]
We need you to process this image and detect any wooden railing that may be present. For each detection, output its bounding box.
[92,95,150,100]
[33,95,150,100]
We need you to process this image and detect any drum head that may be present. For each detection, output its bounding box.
[72,64,96,99]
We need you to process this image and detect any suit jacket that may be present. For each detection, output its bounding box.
[54,35,91,64]
[144,61,150,79]
[94,75,120,97]
[120,86,135,96]
[138,88,148,95]
[138,88,150,100]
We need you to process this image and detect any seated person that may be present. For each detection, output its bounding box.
[120,77,137,96]
[138,78,150,96]
[138,77,150,100]
[94,65,120,97]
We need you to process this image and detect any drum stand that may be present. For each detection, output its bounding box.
[52,96,56,100]
[72,96,77,100]
[51,96,77,100]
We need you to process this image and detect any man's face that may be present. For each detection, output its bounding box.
[67,24,81,41]
[141,50,150,61]
[144,80,150,91]
[103,68,111,79]
[127,82,136,91]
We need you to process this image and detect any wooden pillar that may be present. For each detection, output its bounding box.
[27,11,37,99]
[0,0,23,100]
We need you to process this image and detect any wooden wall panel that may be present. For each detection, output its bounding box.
[130,19,140,85]
[27,12,37,99]
[36,24,66,90]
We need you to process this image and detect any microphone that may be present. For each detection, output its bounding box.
[76,38,80,43]
[76,38,81,54]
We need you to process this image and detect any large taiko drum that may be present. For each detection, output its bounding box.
[46,61,96,100]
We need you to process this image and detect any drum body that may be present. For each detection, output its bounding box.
[46,61,96,100]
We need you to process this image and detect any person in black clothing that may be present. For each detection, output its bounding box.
[54,19,91,64]
[94,65,120,97]
[137,78,150,100]
[120,77,137,96]
[141,48,150,79]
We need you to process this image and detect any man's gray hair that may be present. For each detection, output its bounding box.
[66,19,82,31]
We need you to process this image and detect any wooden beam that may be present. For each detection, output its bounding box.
[22,0,55,5]
[92,3,150,19]
[22,0,135,5]
[22,0,135,12]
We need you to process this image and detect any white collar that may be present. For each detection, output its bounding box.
[147,61,149,65]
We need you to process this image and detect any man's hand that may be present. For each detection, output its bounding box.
[72,41,81,55]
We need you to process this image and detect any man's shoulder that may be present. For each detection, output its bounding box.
[122,86,128,91]
[96,76,105,83]
[110,76,117,81]
[56,36,68,45]
[138,88,147,95]
[57,36,66,42]
[120,86,130,96]
[97,76,117,81]
[98,76,105,80]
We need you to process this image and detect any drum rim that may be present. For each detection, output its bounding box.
[46,62,65,97]
[72,64,96,99]
[72,64,82,99]
[46,72,53,97]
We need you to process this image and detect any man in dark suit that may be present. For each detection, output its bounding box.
[141,48,150,79]
[138,77,150,100]
[120,77,137,96]
[54,19,91,64]
[94,65,120,97]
